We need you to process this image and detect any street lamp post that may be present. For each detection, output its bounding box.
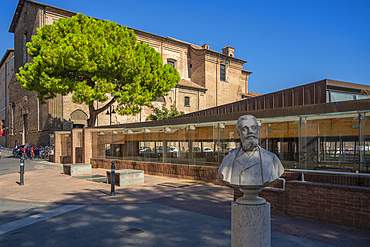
[106,105,116,125]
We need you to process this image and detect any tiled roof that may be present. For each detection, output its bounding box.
[177,79,207,91]
[241,92,262,98]
[0,49,14,69]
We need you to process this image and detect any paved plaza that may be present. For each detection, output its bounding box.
[0,153,369,247]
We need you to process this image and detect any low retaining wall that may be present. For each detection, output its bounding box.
[91,158,227,186]
[235,181,370,230]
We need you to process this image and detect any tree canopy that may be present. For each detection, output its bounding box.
[17,13,180,127]
[146,98,183,121]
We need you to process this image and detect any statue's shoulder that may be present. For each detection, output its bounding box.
[228,147,240,154]
[259,146,278,158]
[221,147,240,162]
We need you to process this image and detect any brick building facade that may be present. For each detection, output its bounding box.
[0,49,14,146]
[7,0,253,147]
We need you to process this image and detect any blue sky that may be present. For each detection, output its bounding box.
[1,0,369,94]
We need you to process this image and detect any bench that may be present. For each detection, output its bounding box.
[63,163,92,176]
[106,169,144,186]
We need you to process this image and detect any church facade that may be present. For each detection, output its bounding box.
[7,0,253,147]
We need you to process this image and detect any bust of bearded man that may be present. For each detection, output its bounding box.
[218,115,284,188]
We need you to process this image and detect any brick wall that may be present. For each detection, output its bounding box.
[233,175,370,230]
[9,1,250,147]
[91,158,228,186]
[71,128,83,163]
[9,1,42,141]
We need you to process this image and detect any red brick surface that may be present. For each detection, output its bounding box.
[234,179,370,230]
[91,158,229,186]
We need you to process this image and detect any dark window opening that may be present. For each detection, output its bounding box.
[167,60,175,68]
[185,96,190,107]
[23,114,28,134]
[220,64,226,81]
[73,124,85,129]
[23,33,28,65]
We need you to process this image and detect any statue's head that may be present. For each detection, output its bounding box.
[236,115,259,151]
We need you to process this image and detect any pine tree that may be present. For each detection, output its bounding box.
[17,14,180,127]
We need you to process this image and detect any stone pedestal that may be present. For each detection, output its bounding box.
[106,169,144,186]
[231,202,271,247]
[63,163,92,176]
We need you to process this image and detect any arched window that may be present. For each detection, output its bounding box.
[167,59,176,69]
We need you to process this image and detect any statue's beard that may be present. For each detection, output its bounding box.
[241,135,258,151]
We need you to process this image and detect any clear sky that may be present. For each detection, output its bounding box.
[1,0,369,94]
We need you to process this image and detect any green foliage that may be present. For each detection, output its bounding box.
[146,98,183,121]
[17,14,180,126]
[361,89,370,96]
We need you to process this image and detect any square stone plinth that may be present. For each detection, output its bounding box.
[106,169,144,186]
[63,163,92,176]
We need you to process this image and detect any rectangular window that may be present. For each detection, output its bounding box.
[184,96,190,107]
[329,91,355,102]
[167,60,175,68]
[220,64,226,81]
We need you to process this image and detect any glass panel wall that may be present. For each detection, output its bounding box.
[303,112,360,172]
[111,130,124,159]
[218,120,239,165]
[90,110,370,173]
[190,122,219,166]
[259,116,300,169]
[91,129,125,160]
[140,127,164,163]
[125,128,142,161]
[162,125,188,165]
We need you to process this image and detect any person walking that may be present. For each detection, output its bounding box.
[31,146,35,159]
[26,146,31,160]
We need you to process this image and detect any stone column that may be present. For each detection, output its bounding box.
[231,201,271,247]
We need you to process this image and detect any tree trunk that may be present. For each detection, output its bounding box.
[87,97,117,127]
[88,104,97,127]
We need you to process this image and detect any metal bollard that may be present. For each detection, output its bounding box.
[20,157,24,185]
[110,161,115,196]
